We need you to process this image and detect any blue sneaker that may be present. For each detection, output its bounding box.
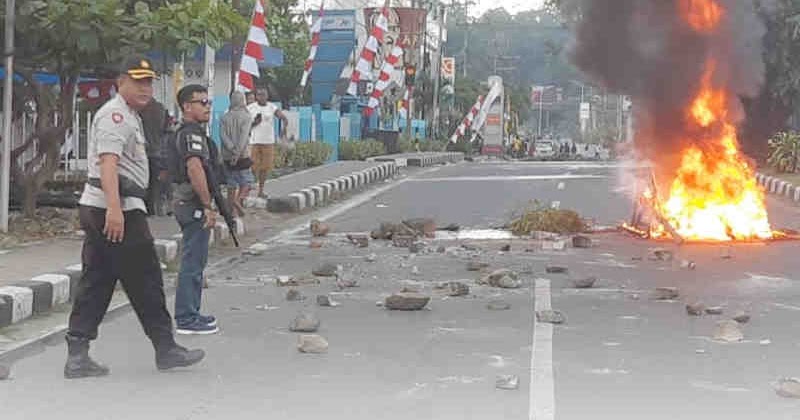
[176,318,219,335]
[198,314,217,327]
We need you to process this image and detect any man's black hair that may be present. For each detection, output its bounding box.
[177,84,208,109]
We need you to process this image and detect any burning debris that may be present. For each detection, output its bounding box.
[573,0,775,242]
[509,202,588,236]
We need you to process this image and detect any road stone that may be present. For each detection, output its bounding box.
[572,277,597,289]
[0,364,9,380]
[536,310,566,324]
[496,375,519,390]
[310,220,330,237]
[385,293,430,310]
[466,261,490,271]
[286,289,305,301]
[713,320,744,342]
[545,266,568,274]
[297,334,328,353]
[487,300,511,310]
[289,312,321,333]
[733,312,751,324]
[437,281,470,297]
[312,262,339,277]
[776,378,800,398]
[686,302,706,316]
[705,306,724,315]
[651,287,679,300]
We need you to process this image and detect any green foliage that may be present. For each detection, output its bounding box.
[510,201,588,235]
[290,142,333,168]
[339,139,387,161]
[259,0,310,104]
[768,131,800,173]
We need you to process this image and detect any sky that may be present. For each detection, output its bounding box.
[471,0,546,17]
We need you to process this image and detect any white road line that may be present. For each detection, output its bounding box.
[531,279,555,420]
[409,174,607,182]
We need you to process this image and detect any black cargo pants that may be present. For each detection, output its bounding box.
[67,205,176,351]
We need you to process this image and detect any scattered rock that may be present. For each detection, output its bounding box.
[461,243,481,251]
[487,300,511,311]
[572,235,592,248]
[245,243,269,256]
[776,378,800,399]
[290,312,321,332]
[436,246,446,253]
[760,339,772,345]
[411,266,420,276]
[312,262,339,277]
[680,260,697,270]
[705,306,724,315]
[297,334,328,353]
[686,302,706,316]
[496,375,519,390]
[713,320,744,342]
[545,266,568,274]
[403,218,437,238]
[365,253,377,263]
[310,220,330,237]
[276,275,320,287]
[317,295,333,307]
[651,287,679,301]
[648,248,674,261]
[371,222,397,240]
[536,310,566,324]
[286,289,305,301]
[572,277,597,289]
[466,261,490,271]
[440,223,460,232]
[409,241,426,254]
[480,269,519,287]
[496,275,522,289]
[0,364,9,380]
[438,281,470,297]
[336,278,359,289]
[309,240,323,249]
[346,233,369,248]
[733,312,751,324]
[385,292,431,310]
[500,244,511,252]
[392,234,415,248]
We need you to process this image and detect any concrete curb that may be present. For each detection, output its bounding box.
[260,161,398,213]
[369,152,464,167]
[0,217,248,329]
[755,172,800,203]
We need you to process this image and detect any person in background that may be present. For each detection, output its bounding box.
[245,91,256,106]
[248,88,288,198]
[139,98,170,216]
[220,91,254,217]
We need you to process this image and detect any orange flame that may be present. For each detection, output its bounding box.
[650,61,773,241]
[680,0,723,33]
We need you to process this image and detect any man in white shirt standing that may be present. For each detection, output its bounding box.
[248,88,288,198]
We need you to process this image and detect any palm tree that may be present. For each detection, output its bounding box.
[768,131,800,173]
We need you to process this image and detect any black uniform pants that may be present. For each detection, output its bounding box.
[68,206,176,351]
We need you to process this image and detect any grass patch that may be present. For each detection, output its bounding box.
[509,201,588,235]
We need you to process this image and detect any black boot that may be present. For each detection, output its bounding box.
[156,344,205,371]
[64,335,110,379]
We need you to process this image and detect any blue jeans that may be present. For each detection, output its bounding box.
[174,202,210,326]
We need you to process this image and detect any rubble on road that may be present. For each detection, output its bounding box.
[479,269,520,288]
[686,302,706,316]
[346,233,369,248]
[312,262,340,277]
[509,203,588,236]
[435,281,470,297]
[297,334,328,353]
[775,378,800,399]
[365,253,378,263]
[275,275,320,287]
[680,260,697,270]
[402,218,437,238]
[385,292,431,310]
[466,261,490,271]
[0,364,10,380]
[545,266,568,274]
[713,320,744,342]
[290,312,321,332]
[309,240,323,249]
[436,246,447,253]
[648,248,674,261]
[409,241,426,254]
[536,310,566,324]
[440,223,461,232]
[496,375,519,390]
[411,266,420,276]
[705,306,724,315]
[310,219,330,237]
[392,234,416,248]
[650,287,679,300]
[487,300,512,311]
[245,243,269,256]
[286,289,305,301]
[336,278,359,289]
[733,312,751,324]
[316,295,339,307]
[572,235,592,248]
[500,244,511,252]
[572,277,597,289]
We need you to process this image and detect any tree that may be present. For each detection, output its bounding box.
[4,0,245,216]
[261,0,310,105]
[768,131,800,172]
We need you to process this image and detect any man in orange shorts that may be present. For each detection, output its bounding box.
[248,88,288,197]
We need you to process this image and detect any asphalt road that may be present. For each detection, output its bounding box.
[2,160,800,420]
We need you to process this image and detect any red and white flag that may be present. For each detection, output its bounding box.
[300,3,324,88]
[451,95,484,143]
[237,0,270,92]
[364,45,403,116]
[347,7,389,96]
[399,87,410,119]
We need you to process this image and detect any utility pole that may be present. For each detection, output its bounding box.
[1,0,15,233]
[431,2,445,140]
[230,0,241,93]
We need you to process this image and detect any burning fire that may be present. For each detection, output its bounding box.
[645,0,773,242]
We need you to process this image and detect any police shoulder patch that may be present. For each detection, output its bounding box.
[111,112,124,124]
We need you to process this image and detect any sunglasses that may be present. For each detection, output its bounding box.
[188,99,213,107]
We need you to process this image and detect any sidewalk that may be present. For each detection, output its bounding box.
[367,151,464,167]
[0,159,400,329]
